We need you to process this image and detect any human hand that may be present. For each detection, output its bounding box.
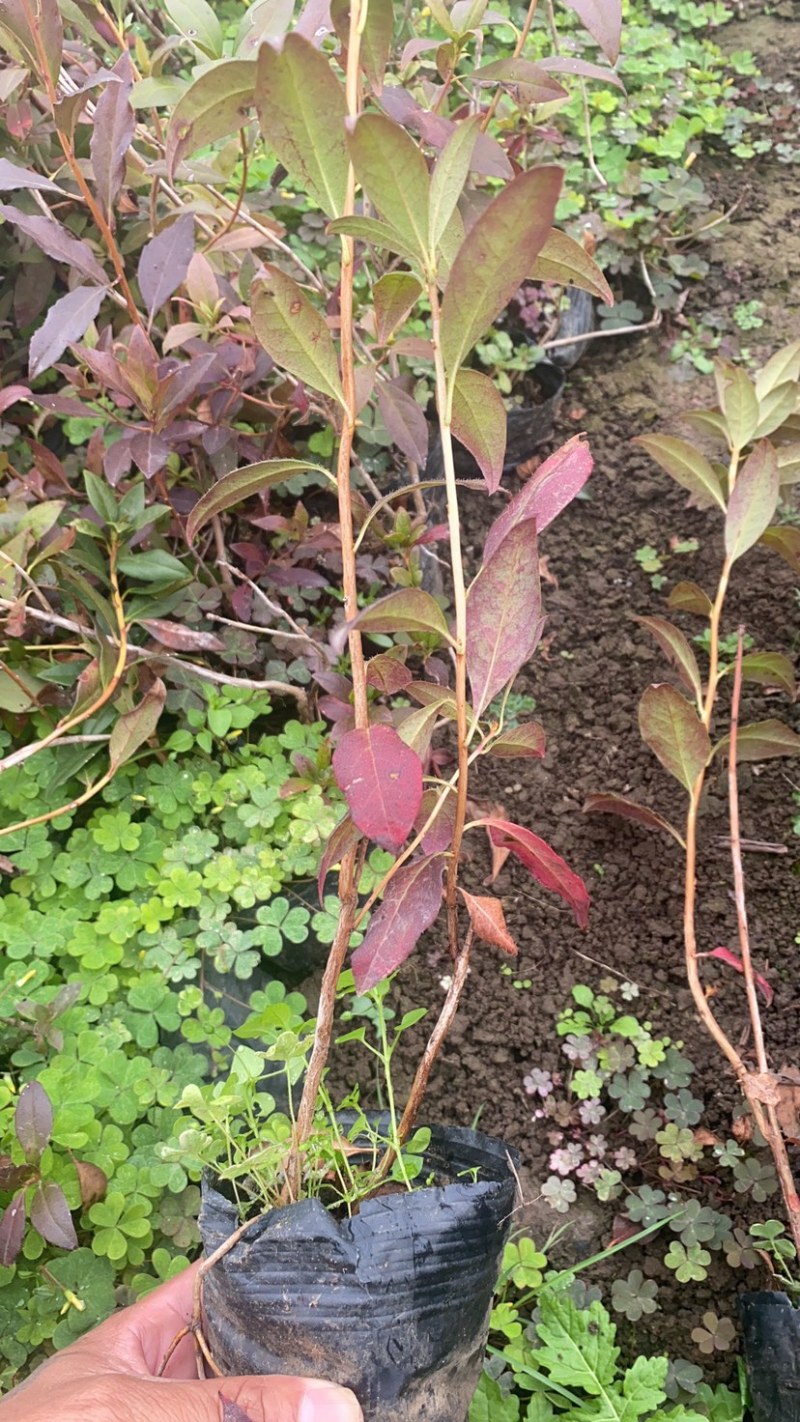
[0,1260,362,1422]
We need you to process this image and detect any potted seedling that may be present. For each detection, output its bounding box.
[586,340,800,1422]
[146,1,622,1417]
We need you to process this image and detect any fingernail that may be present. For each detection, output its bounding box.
[298,1381,362,1422]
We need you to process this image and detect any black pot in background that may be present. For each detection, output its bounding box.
[199,1121,519,1422]
[740,1291,800,1421]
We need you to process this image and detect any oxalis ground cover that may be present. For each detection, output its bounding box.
[0,0,798,1417]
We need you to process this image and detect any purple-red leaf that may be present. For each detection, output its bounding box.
[138,214,195,322]
[139,618,226,653]
[90,52,134,225]
[130,429,170,477]
[460,890,518,955]
[0,1157,34,1192]
[29,1181,78,1251]
[351,854,443,991]
[0,204,106,284]
[366,653,412,695]
[583,792,684,846]
[633,615,703,701]
[109,680,166,770]
[377,380,429,468]
[354,589,450,641]
[15,1081,52,1161]
[540,55,625,89]
[708,946,773,1008]
[467,521,542,716]
[560,0,621,62]
[317,814,363,900]
[480,817,590,928]
[639,683,711,792]
[28,285,107,380]
[332,725,423,851]
[487,722,547,759]
[0,1192,26,1267]
[483,435,592,562]
[532,229,614,304]
[415,787,456,854]
[725,440,780,564]
[451,369,506,493]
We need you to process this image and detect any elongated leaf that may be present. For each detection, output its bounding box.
[317,813,362,900]
[186,458,332,542]
[540,55,625,89]
[755,338,800,400]
[348,113,432,264]
[28,285,106,379]
[332,725,423,850]
[667,580,713,617]
[560,0,621,62]
[725,440,779,563]
[451,369,506,493]
[331,0,393,93]
[754,381,797,440]
[327,215,423,267]
[165,0,224,57]
[531,228,613,304]
[734,652,796,700]
[91,52,134,225]
[377,380,429,467]
[467,522,542,715]
[351,854,443,991]
[429,116,480,254]
[0,1192,25,1267]
[138,214,195,322]
[480,817,590,928]
[0,0,62,82]
[166,59,256,178]
[708,946,773,1008]
[715,719,800,763]
[760,524,800,574]
[396,697,451,758]
[634,616,702,701]
[639,683,710,792]
[0,204,106,284]
[373,273,422,344]
[483,435,592,562]
[30,1181,78,1251]
[354,589,450,641]
[109,681,166,770]
[633,435,725,511]
[0,1158,35,1192]
[460,890,518,955]
[236,0,294,54]
[715,360,759,451]
[0,158,62,192]
[583,793,684,846]
[415,786,456,854]
[256,34,348,219]
[471,56,568,102]
[15,1081,52,1160]
[251,264,344,406]
[488,722,546,759]
[440,166,562,379]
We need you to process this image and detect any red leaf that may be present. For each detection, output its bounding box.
[28,285,107,380]
[317,813,363,901]
[332,726,423,851]
[0,1157,34,1192]
[29,1181,77,1250]
[140,618,226,652]
[460,890,518,955]
[366,653,412,694]
[708,947,774,1008]
[467,521,543,716]
[483,435,592,563]
[480,817,590,928]
[15,1081,52,1161]
[582,793,684,846]
[560,0,621,62]
[138,214,195,322]
[415,787,456,854]
[0,1191,26,1267]
[488,722,547,759]
[351,855,443,991]
[377,380,429,468]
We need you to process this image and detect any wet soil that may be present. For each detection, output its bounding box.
[325,5,800,1375]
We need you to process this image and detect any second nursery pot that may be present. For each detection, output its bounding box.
[198,1120,518,1422]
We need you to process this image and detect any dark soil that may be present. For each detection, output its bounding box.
[323,5,800,1376]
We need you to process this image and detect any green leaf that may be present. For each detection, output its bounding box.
[451,369,507,493]
[734,652,796,700]
[109,680,166,769]
[0,0,62,84]
[251,264,345,406]
[755,337,800,399]
[327,215,423,267]
[639,684,711,792]
[117,549,188,583]
[256,34,348,219]
[84,471,118,525]
[715,361,759,452]
[725,440,779,563]
[714,719,800,763]
[164,0,224,57]
[440,166,562,381]
[633,616,702,701]
[428,116,480,255]
[532,1288,619,1395]
[373,273,423,344]
[633,436,725,511]
[165,59,256,178]
[531,228,613,305]
[186,459,333,543]
[331,0,393,94]
[619,1356,669,1421]
[667,581,713,617]
[754,381,797,440]
[759,524,800,573]
[469,1373,520,1422]
[354,589,450,641]
[348,113,432,265]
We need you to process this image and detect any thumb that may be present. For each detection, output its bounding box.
[137,1372,364,1422]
